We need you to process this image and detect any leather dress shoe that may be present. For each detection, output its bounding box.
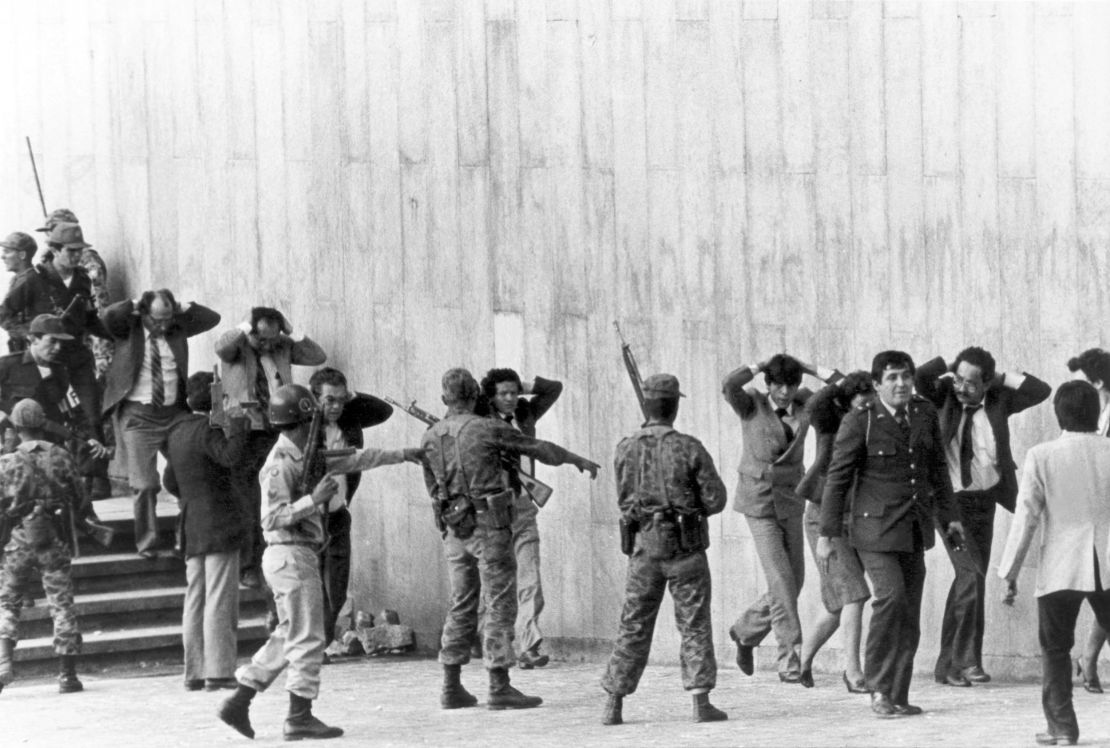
[778,671,801,684]
[798,670,814,688]
[843,672,869,693]
[938,669,971,687]
[1035,732,1077,746]
[891,702,923,716]
[963,665,991,683]
[870,692,897,718]
[729,630,753,676]
[184,679,205,692]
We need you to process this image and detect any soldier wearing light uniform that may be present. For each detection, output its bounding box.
[218,384,422,741]
[601,374,728,726]
[0,399,86,695]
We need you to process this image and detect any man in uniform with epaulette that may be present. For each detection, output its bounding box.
[218,384,423,741]
[422,368,598,711]
[817,350,964,718]
[0,399,86,695]
[600,374,728,726]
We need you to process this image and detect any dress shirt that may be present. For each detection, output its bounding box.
[125,330,179,405]
[945,406,999,492]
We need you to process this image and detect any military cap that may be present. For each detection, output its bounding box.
[36,208,79,233]
[10,399,46,429]
[48,222,91,249]
[0,231,36,256]
[642,373,685,400]
[28,314,74,340]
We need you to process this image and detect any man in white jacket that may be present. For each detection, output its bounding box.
[998,380,1110,747]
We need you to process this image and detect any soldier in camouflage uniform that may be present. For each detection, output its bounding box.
[0,399,85,695]
[422,368,598,711]
[601,374,728,725]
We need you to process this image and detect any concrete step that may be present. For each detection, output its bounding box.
[12,615,271,665]
[19,585,271,640]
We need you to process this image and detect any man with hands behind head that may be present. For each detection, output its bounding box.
[722,352,842,682]
[915,347,1050,687]
[216,307,327,589]
[101,290,221,557]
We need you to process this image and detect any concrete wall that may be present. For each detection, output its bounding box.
[1,0,1108,678]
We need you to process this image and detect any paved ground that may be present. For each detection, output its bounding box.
[3,656,1109,747]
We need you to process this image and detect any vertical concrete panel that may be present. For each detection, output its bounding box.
[22,0,1110,675]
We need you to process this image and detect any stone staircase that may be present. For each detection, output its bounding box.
[13,495,270,677]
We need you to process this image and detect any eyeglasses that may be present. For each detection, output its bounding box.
[952,376,983,392]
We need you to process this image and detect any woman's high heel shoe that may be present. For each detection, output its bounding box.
[1076,658,1103,694]
[843,671,869,694]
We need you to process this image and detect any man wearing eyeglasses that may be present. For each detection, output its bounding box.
[915,348,1050,688]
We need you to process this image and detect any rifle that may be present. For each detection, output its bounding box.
[26,136,47,218]
[614,321,647,418]
[384,396,555,509]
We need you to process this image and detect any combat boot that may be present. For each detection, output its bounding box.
[441,664,478,709]
[601,692,623,725]
[58,655,83,693]
[0,638,14,693]
[488,667,542,710]
[283,693,343,741]
[692,692,728,723]
[218,685,257,739]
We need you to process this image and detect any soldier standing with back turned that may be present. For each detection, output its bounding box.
[0,399,87,695]
[601,374,728,725]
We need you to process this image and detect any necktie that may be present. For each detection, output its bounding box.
[255,358,272,409]
[149,335,164,408]
[775,407,795,443]
[894,407,909,433]
[959,405,981,489]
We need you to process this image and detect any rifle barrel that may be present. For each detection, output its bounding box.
[26,136,47,218]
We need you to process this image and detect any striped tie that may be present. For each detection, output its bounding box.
[150,335,164,408]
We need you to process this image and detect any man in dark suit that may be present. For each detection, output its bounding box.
[101,290,221,556]
[722,353,841,681]
[308,367,394,647]
[163,371,250,691]
[818,350,963,717]
[476,369,563,668]
[916,348,1051,687]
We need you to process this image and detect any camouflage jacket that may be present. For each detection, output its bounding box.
[614,424,727,519]
[421,411,574,501]
[0,440,84,546]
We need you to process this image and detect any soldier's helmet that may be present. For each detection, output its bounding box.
[10,399,46,429]
[268,384,317,426]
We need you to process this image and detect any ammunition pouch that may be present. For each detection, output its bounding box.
[619,515,638,556]
[636,509,708,560]
[483,489,514,530]
[438,494,477,540]
[21,506,59,548]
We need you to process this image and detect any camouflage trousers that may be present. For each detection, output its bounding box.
[0,540,81,655]
[601,547,716,695]
[477,493,545,653]
[439,517,517,670]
